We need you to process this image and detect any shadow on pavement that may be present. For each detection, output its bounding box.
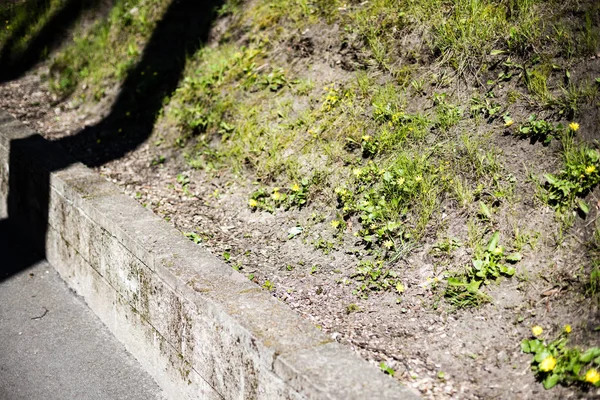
[0,219,43,281]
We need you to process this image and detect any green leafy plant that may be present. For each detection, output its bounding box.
[545,144,600,213]
[335,157,438,252]
[470,95,502,119]
[262,280,275,291]
[184,232,202,244]
[445,232,520,307]
[257,68,294,91]
[176,173,191,196]
[360,134,380,158]
[248,179,310,212]
[350,260,404,299]
[380,362,395,376]
[522,325,600,389]
[432,237,462,255]
[516,114,560,145]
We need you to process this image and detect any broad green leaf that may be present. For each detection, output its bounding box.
[544,174,557,185]
[447,277,466,286]
[543,374,560,389]
[577,199,590,215]
[487,231,500,252]
[467,280,482,292]
[479,201,492,219]
[528,339,543,353]
[534,350,551,363]
[521,340,531,353]
[506,253,522,262]
[580,348,600,363]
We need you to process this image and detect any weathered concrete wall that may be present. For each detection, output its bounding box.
[0,110,420,400]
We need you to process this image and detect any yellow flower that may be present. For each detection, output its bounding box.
[415,175,423,182]
[586,368,600,384]
[362,135,371,142]
[248,199,258,208]
[539,356,556,372]
[585,165,596,174]
[383,240,394,249]
[569,122,580,131]
[272,191,282,201]
[352,168,362,177]
[291,183,301,192]
[532,325,543,337]
[331,220,340,229]
[396,177,405,186]
[564,324,572,333]
[504,119,514,127]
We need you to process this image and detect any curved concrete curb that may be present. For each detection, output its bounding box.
[0,110,420,400]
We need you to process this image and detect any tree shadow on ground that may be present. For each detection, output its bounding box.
[2,0,222,280]
[57,0,222,167]
[0,0,105,83]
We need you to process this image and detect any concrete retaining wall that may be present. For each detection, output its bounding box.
[0,110,419,400]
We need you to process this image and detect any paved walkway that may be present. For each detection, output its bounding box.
[0,220,165,400]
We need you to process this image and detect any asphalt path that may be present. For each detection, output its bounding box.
[0,219,165,400]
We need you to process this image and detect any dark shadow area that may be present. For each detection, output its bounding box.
[0,0,52,58]
[0,219,44,280]
[2,0,222,280]
[0,0,104,83]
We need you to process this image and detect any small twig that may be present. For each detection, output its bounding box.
[31,307,48,320]
[585,211,600,227]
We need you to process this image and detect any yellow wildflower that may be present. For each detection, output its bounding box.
[586,368,600,385]
[504,119,514,127]
[291,183,301,192]
[539,356,556,372]
[353,168,362,177]
[585,165,596,174]
[415,175,423,182]
[569,122,580,131]
[331,220,340,229]
[248,199,258,208]
[383,240,394,249]
[396,177,405,186]
[564,324,572,333]
[271,188,281,201]
[362,135,371,142]
[532,325,543,337]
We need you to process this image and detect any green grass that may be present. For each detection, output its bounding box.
[49,0,167,97]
